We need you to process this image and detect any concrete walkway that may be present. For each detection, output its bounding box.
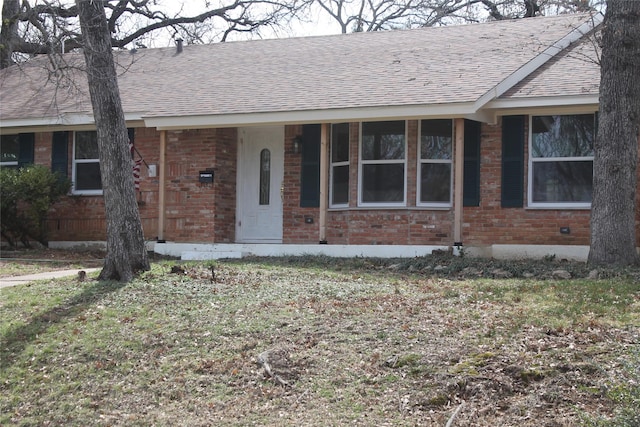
[0,268,101,289]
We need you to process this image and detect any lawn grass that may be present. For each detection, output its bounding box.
[1,258,639,426]
[0,248,104,277]
[0,259,87,277]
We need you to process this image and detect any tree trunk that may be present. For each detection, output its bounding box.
[76,0,150,281]
[588,0,640,266]
[523,0,540,17]
[0,0,20,69]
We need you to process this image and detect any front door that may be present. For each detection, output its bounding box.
[236,126,284,243]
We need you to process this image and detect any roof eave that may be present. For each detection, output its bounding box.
[486,94,599,113]
[0,112,145,134]
[142,103,480,130]
[473,12,603,111]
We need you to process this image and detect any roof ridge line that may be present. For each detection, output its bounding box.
[472,12,604,114]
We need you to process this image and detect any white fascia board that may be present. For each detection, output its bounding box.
[0,112,146,134]
[473,13,603,111]
[486,95,598,110]
[487,95,599,116]
[464,110,497,124]
[0,114,94,130]
[447,93,598,124]
[143,103,478,130]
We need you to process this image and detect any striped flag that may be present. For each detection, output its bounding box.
[133,158,143,190]
[129,139,142,191]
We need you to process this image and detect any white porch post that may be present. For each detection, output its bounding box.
[319,123,329,243]
[158,130,166,241]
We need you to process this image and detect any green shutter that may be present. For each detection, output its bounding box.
[17,133,35,167]
[463,120,481,207]
[51,131,69,177]
[300,124,321,207]
[501,115,525,208]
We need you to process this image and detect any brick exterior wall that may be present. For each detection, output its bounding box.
[34,132,52,165]
[25,116,640,248]
[281,122,454,245]
[463,119,593,247]
[282,118,640,248]
[42,127,237,243]
[163,128,237,242]
[282,125,321,243]
[43,131,109,241]
[321,121,455,246]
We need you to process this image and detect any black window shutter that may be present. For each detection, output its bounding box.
[17,133,35,167]
[463,119,481,207]
[300,124,321,207]
[501,115,525,207]
[128,128,135,145]
[51,131,69,177]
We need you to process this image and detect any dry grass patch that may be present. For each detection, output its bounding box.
[0,248,105,277]
[1,257,639,426]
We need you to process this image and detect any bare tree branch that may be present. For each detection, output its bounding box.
[1,0,303,69]
[303,0,604,35]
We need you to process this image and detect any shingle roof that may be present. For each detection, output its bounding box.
[0,13,600,128]
[502,32,600,99]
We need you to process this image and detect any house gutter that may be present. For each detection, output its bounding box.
[485,95,599,111]
[0,114,145,135]
[158,130,167,241]
[141,102,481,130]
[453,119,465,247]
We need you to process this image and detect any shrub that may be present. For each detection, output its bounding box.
[0,165,71,247]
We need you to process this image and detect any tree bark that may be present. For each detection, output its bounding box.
[0,0,20,69]
[523,0,540,17]
[588,0,640,266]
[76,0,150,281]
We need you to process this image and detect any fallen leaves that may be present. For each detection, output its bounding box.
[1,259,638,426]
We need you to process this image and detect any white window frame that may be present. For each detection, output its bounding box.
[0,134,19,168]
[527,114,594,209]
[330,123,350,208]
[417,119,453,208]
[72,131,103,195]
[358,120,407,207]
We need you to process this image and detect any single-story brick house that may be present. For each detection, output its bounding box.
[1,12,638,260]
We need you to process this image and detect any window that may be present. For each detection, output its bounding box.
[0,134,20,168]
[418,119,453,206]
[259,149,271,205]
[529,114,595,207]
[330,123,350,207]
[359,121,406,205]
[73,131,102,194]
[1,133,34,169]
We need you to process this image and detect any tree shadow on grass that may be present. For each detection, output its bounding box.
[0,279,126,370]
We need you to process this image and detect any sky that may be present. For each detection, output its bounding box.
[0,0,343,49]
[163,0,342,40]
[0,0,606,50]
